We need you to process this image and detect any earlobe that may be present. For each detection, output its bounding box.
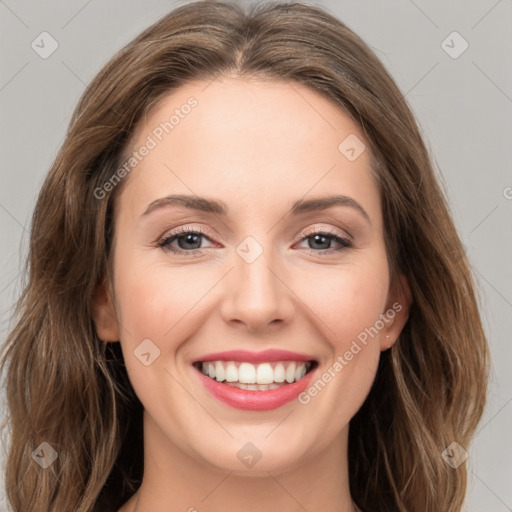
[91,279,120,342]
[380,273,413,351]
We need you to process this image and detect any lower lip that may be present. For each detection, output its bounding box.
[194,365,315,411]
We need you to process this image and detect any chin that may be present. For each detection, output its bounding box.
[188,429,315,476]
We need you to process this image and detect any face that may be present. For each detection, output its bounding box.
[93,76,411,475]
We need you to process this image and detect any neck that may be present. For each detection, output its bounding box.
[119,410,358,512]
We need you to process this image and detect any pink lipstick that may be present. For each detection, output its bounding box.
[192,349,317,410]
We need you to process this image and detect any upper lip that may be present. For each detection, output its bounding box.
[193,349,316,364]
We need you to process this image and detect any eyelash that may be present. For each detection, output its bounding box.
[156,226,353,257]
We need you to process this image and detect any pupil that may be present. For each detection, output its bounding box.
[312,234,329,250]
[180,234,201,249]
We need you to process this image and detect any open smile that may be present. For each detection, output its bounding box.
[192,352,318,410]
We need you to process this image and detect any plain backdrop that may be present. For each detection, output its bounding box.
[0,1,511,510]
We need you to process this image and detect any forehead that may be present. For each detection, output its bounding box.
[116,77,381,227]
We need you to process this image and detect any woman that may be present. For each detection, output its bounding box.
[0,1,490,511]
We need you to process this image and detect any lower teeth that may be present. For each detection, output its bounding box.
[221,381,288,391]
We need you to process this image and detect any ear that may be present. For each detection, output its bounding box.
[91,278,120,342]
[380,272,413,351]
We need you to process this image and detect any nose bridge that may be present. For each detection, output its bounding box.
[221,234,292,330]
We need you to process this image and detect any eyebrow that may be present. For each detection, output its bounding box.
[142,194,371,225]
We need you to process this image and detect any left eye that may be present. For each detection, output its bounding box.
[157,228,353,255]
[296,231,353,253]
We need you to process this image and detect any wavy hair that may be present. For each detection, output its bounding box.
[0,1,489,511]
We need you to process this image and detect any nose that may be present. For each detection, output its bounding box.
[219,242,294,334]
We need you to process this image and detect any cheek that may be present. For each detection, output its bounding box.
[113,254,201,341]
[111,249,222,395]
[297,254,389,348]
[112,262,195,416]
[293,251,388,407]
[110,245,191,381]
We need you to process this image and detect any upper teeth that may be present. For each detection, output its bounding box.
[200,361,311,384]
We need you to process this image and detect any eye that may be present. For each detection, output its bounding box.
[295,229,353,256]
[157,226,215,255]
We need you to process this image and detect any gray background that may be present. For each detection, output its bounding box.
[0,0,511,510]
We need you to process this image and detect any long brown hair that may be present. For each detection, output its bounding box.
[0,1,489,511]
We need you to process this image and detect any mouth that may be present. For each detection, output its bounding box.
[192,359,319,391]
[191,348,319,410]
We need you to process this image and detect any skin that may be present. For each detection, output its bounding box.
[92,76,412,512]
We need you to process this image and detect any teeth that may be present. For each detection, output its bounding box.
[285,362,296,383]
[225,362,238,382]
[199,360,312,385]
[224,382,284,390]
[274,362,285,382]
[295,364,306,381]
[239,362,256,384]
[256,363,274,384]
[215,361,225,382]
